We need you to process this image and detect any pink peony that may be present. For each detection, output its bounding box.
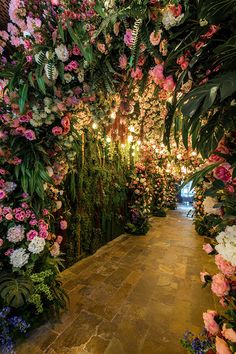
[124,29,133,47]
[26,229,38,241]
[163,75,176,92]
[222,324,236,343]
[214,165,232,183]
[203,310,220,335]
[52,126,63,135]
[215,254,236,277]
[131,67,143,81]
[24,129,36,141]
[215,336,232,354]
[200,271,210,283]
[119,54,127,70]
[60,220,67,230]
[203,243,214,254]
[149,30,162,46]
[211,273,230,297]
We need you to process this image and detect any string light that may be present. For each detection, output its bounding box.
[137,140,141,146]
[106,137,111,143]
[128,135,133,143]
[92,122,97,129]
[129,126,135,133]
[110,112,116,120]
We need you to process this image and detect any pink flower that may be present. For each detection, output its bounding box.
[43,209,49,216]
[124,29,133,47]
[72,45,81,56]
[0,238,3,247]
[4,248,14,256]
[97,43,106,53]
[215,254,236,277]
[60,220,67,230]
[29,219,38,226]
[203,243,214,254]
[119,54,127,70]
[215,336,232,354]
[211,273,230,297]
[222,323,236,343]
[163,75,176,92]
[149,30,162,46]
[200,271,210,283]
[195,41,205,51]
[26,229,38,241]
[52,126,63,135]
[214,165,231,183]
[131,67,143,81]
[61,116,70,130]
[5,213,13,220]
[226,185,234,193]
[51,0,60,5]
[24,129,36,141]
[203,310,220,335]
[0,189,6,200]
[201,25,220,39]
[39,230,48,239]
[149,65,165,86]
[169,4,182,17]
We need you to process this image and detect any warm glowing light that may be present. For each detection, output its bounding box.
[177,154,182,160]
[129,126,135,133]
[191,151,197,156]
[110,112,116,120]
[152,145,156,149]
[121,144,125,149]
[106,137,111,143]
[137,140,141,146]
[131,152,135,156]
[92,122,97,129]
[128,135,133,143]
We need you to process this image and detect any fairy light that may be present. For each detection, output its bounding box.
[110,112,116,120]
[191,151,197,156]
[92,122,97,129]
[131,152,135,157]
[137,140,141,146]
[106,136,111,143]
[128,135,133,143]
[121,144,125,149]
[129,126,135,133]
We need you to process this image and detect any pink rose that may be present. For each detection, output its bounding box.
[222,323,236,343]
[203,243,214,254]
[163,75,176,92]
[39,230,48,239]
[124,29,133,47]
[0,189,6,200]
[29,219,38,226]
[43,209,49,216]
[52,126,63,135]
[203,310,220,335]
[215,254,236,277]
[169,4,182,17]
[50,242,60,257]
[211,273,230,297]
[24,129,36,141]
[4,248,14,256]
[200,271,210,283]
[0,238,3,247]
[51,0,60,5]
[119,54,127,70]
[149,65,165,86]
[226,185,234,193]
[61,116,70,130]
[214,165,232,183]
[60,220,67,230]
[215,336,232,354]
[26,229,38,241]
[131,67,143,81]
[209,145,229,163]
[97,43,106,53]
[149,30,162,46]
[5,213,13,220]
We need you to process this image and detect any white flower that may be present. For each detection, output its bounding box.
[64,73,73,83]
[55,44,69,62]
[46,166,54,177]
[7,225,25,243]
[28,236,46,254]
[10,248,29,268]
[203,196,221,215]
[215,225,236,265]
[162,11,184,30]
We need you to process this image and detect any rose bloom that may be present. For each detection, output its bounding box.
[0,189,6,200]
[169,4,182,17]
[163,75,176,92]
[203,310,220,335]
[214,165,232,183]
[52,126,63,135]
[222,323,236,343]
[26,229,38,241]
[215,336,232,354]
[60,220,67,230]
[203,243,214,254]
[119,54,127,70]
[97,42,106,53]
[149,65,165,86]
[61,116,70,129]
[215,254,236,277]
[150,30,162,46]
[211,273,230,297]
[124,29,133,47]
[5,213,13,220]
[24,129,36,141]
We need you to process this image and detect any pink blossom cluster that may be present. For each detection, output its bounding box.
[149,65,176,92]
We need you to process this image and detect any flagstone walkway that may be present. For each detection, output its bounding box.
[17,208,217,354]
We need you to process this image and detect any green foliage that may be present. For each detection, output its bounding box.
[194,214,223,237]
[0,272,33,308]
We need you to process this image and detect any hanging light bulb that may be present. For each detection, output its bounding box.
[177,154,182,160]
[131,152,135,157]
[110,112,116,120]
[106,136,111,143]
[129,126,135,133]
[191,151,197,156]
[92,122,97,129]
[137,140,141,146]
[121,144,125,149]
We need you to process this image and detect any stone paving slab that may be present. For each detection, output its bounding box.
[16,209,216,354]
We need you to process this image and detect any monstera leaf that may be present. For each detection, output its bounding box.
[0,272,33,308]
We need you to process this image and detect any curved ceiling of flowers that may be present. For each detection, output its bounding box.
[0,0,9,29]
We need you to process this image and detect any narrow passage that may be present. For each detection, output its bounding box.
[17,209,216,354]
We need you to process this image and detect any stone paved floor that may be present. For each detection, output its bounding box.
[17,209,217,354]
